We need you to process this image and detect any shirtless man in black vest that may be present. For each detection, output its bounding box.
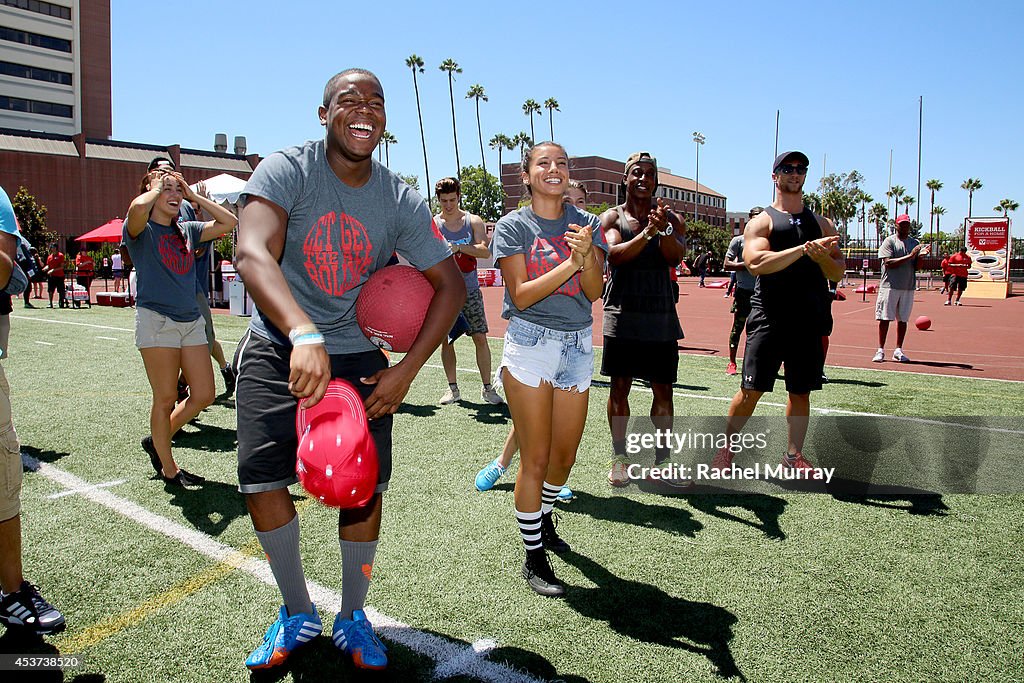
[712,151,844,473]
[600,152,687,486]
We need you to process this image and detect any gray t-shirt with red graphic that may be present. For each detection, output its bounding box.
[123,219,205,322]
[240,139,451,354]
[491,204,606,331]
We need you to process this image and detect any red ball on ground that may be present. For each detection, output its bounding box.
[295,379,378,509]
[915,315,932,331]
[356,264,433,353]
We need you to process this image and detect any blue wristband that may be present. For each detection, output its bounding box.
[291,333,325,347]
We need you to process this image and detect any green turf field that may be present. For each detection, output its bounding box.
[3,307,1021,682]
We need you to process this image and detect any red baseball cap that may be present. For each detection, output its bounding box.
[895,214,912,225]
[295,379,378,509]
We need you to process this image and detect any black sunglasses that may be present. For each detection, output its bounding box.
[776,164,808,176]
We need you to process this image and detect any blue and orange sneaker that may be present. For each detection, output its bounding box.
[332,609,388,670]
[245,604,322,670]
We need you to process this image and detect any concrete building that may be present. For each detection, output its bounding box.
[500,154,727,226]
[0,0,110,138]
[0,1,257,244]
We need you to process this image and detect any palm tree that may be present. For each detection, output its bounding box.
[381,131,397,167]
[961,177,983,217]
[886,184,906,217]
[489,133,513,177]
[522,99,541,143]
[543,98,560,140]
[514,132,532,160]
[438,59,463,179]
[926,179,943,243]
[869,202,889,241]
[405,54,432,205]
[994,198,1019,217]
[932,205,946,242]
[466,84,488,173]
[858,192,873,245]
[902,195,915,216]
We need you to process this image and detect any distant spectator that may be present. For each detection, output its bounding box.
[44,243,66,308]
[111,249,123,293]
[694,248,712,287]
[74,250,94,307]
[29,247,45,300]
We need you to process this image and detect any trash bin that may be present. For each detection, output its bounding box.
[229,279,251,316]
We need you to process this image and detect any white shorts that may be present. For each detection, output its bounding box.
[875,288,914,322]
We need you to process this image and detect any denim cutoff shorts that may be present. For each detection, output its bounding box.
[496,317,593,392]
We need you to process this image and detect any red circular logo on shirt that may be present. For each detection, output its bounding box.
[303,211,375,296]
[158,234,192,275]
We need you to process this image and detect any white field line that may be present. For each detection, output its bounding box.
[34,340,54,346]
[10,315,240,345]
[12,315,1023,429]
[28,456,546,683]
[96,336,119,341]
[429,363,1024,436]
[46,478,126,499]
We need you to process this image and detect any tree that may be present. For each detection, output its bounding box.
[961,177,982,217]
[522,99,541,143]
[816,170,862,241]
[932,205,946,236]
[405,54,432,206]
[399,174,420,192]
[802,192,822,214]
[458,165,504,223]
[886,184,906,216]
[994,198,1019,217]
[11,186,56,249]
[857,192,873,245]
[869,202,889,241]
[514,132,532,160]
[902,194,915,216]
[438,58,463,180]
[488,133,513,176]
[926,178,943,242]
[683,220,731,264]
[543,97,560,140]
[381,131,397,167]
[466,84,488,173]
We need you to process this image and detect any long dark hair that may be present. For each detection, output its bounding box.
[520,141,568,197]
[137,172,187,244]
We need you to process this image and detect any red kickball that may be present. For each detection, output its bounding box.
[356,265,434,353]
[915,315,932,331]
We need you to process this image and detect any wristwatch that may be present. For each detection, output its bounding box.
[658,225,673,237]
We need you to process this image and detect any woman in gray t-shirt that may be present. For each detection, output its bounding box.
[491,142,607,597]
[124,169,237,488]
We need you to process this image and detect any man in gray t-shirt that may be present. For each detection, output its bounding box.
[233,69,464,673]
[873,214,929,363]
[723,206,762,375]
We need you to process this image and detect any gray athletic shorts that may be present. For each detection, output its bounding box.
[875,288,914,322]
[135,307,207,349]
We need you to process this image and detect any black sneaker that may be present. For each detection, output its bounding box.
[221,364,237,397]
[177,376,190,404]
[0,581,66,635]
[540,511,571,553]
[141,436,162,476]
[163,468,205,488]
[522,549,565,597]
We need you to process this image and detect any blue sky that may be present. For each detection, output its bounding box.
[111,0,1022,234]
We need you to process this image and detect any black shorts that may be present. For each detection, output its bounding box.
[951,276,968,293]
[234,330,392,494]
[741,309,823,394]
[600,336,679,385]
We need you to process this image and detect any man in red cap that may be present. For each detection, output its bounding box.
[873,214,929,362]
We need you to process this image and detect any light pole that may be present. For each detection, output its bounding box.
[692,131,705,222]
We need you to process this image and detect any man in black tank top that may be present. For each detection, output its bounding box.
[599,152,687,486]
[711,151,845,474]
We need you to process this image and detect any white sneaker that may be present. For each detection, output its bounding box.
[872,349,884,363]
[439,386,461,405]
[607,461,629,487]
[893,349,910,363]
[481,386,504,405]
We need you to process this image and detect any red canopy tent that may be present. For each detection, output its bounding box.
[76,218,123,243]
